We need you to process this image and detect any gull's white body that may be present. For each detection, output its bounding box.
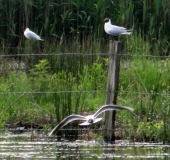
[79,116,102,126]
[24,28,44,41]
[49,104,134,136]
[104,18,133,36]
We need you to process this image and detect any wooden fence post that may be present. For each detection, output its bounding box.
[103,40,122,143]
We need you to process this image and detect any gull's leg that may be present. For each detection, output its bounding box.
[87,126,90,140]
[87,125,93,141]
[110,35,118,41]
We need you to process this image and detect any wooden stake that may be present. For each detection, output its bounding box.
[103,40,122,143]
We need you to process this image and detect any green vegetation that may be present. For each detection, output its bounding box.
[0,0,170,54]
[0,57,107,128]
[0,0,169,142]
[118,57,170,142]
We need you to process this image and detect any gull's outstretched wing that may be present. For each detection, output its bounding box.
[94,104,134,119]
[49,115,87,136]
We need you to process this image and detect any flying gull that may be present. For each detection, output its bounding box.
[49,104,134,136]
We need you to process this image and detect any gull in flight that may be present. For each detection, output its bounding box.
[104,18,133,36]
[49,104,134,136]
[24,28,44,41]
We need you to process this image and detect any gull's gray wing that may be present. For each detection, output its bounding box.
[111,25,126,30]
[26,31,41,40]
[94,104,134,119]
[49,115,87,136]
[106,24,133,36]
[107,28,126,36]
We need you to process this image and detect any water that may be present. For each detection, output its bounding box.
[0,130,170,159]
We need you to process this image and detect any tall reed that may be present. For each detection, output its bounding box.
[1,0,169,56]
[0,0,169,141]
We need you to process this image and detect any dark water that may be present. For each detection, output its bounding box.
[0,130,170,160]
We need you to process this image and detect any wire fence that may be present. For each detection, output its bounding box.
[0,91,169,97]
[0,52,170,57]
[0,52,169,92]
[0,52,169,94]
[0,52,169,100]
[0,50,170,141]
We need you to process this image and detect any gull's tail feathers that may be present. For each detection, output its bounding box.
[120,32,132,35]
[125,24,134,35]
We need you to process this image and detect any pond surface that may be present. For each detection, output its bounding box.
[0,130,170,159]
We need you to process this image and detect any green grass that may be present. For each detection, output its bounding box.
[0,0,170,141]
[118,57,170,142]
[0,0,170,56]
[0,57,107,128]
[0,42,169,142]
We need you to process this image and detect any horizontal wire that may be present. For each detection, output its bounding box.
[0,53,170,58]
[0,91,169,97]
[0,45,169,57]
[1,53,108,56]
[1,128,170,132]
[0,53,169,98]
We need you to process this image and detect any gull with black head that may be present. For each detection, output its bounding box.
[49,104,134,136]
[104,18,133,40]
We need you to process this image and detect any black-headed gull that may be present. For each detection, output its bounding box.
[104,18,133,36]
[49,104,134,136]
[24,28,44,41]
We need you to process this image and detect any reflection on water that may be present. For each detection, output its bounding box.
[0,130,169,159]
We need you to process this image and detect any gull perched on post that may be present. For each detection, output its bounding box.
[104,18,133,39]
[49,104,134,136]
[24,28,44,41]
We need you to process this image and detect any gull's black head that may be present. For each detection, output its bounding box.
[104,18,109,23]
[88,118,93,124]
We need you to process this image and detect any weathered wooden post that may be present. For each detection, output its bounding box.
[103,40,122,143]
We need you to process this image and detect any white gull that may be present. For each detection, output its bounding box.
[49,104,134,136]
[104,18,133,36]
[24,28,44,41]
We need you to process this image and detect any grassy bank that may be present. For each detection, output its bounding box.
[0,36,169,142]
[0,56,108,129]
[0,0,170,142]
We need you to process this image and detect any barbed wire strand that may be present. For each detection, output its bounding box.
[0,53,170,58]
[0,91,169,97]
